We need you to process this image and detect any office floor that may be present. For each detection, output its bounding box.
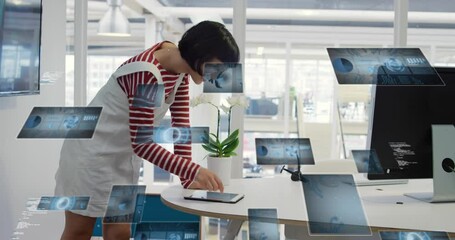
[90,217,280,239]
[201,217,285,240]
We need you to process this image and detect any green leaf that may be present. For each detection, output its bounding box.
[222,137,238,150]
[224,152,237,157]
[222,138,239,154]
[208,133,221,148]
[209,133,221,146]
[220,129,239,146]
[201,144,218,154]
[202,142,218,151]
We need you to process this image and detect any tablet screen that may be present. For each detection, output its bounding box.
[184,191,243,203]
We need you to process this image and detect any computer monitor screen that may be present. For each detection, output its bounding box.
[0,0,42,97]
[367,67,455,180]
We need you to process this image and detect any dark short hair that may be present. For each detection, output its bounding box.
[178,21,240,75]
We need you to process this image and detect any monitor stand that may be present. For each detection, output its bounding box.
[354,173,408,186]
[405,125,455,203]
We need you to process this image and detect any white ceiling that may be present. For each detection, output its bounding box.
[65,0,455,56]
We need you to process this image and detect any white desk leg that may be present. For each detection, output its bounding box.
[222,219,244,240]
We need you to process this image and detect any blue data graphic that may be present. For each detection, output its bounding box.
[255,138,315,165]
[327,48,444,85]
[248,208,279,240]
[379,231,450,240]
[103,185,146,224]
[132,83,165,108]
[37,196,89,211]
[135,126,209,144]
[351,149,384,174]
[203,63,243,93]
[134,222,199,240]
[17,107,102,138]
[302,174,371,236]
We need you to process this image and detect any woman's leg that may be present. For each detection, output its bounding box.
[103,223,131,240]
[60,211,97,240]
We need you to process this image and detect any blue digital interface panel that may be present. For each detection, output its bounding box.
[37,196,89,211]
[301,174,371,236]
[248,208,279,240]
[103,185,146,224]
[203,63,243,93]
[17,107,102,138]
[255,138,315,165]
[379,231,450,240]
[351,149,384,174]
[133,222,199,240]
[132,83,165,108]
[327,48,444,85]
[135,126,209,144]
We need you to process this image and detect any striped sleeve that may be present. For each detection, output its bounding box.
[169,76,195,188]
[116,50,200,186]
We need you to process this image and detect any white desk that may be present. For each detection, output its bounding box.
[161,176,455,239]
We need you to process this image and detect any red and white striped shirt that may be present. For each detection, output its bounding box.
[116,42,200,188]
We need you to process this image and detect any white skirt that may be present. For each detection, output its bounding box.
[54,76,141,218]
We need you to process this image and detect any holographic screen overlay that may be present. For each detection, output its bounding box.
[255,138,315,165]
[327,48,444,85]
[132,83,165,108]
[203,62,243,93]
[248,208,280,240]
[351,149,384,174]
[135,126,209,144]
[12,198,54,240]
[103,185,146,224]
[379,231,450,240]
[132,193,147,224]
[133,222,199,240]
[17,107,102,138]
[301,174,371,236]
[37,196,89,210]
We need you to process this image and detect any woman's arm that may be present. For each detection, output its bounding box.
[170,76,195,188]
[117,69,201,186]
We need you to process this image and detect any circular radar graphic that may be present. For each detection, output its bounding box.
[256,145,268,157]
[63,115,80,129]
[332,58,354,73]
[385,58,406,72]
[55,197,73,210]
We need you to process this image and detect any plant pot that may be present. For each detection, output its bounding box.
[207,156,232,186]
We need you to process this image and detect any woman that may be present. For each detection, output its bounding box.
[55,21,240,240]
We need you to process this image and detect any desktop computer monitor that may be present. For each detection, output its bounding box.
[367,67,455,181]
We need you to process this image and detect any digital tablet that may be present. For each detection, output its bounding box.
[183,190,244,204]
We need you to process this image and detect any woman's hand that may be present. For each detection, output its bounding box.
[188,167,224,192]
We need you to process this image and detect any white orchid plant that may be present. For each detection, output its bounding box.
[190,94,249,157]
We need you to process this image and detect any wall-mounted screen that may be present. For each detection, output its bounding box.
[0,0,42,97]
